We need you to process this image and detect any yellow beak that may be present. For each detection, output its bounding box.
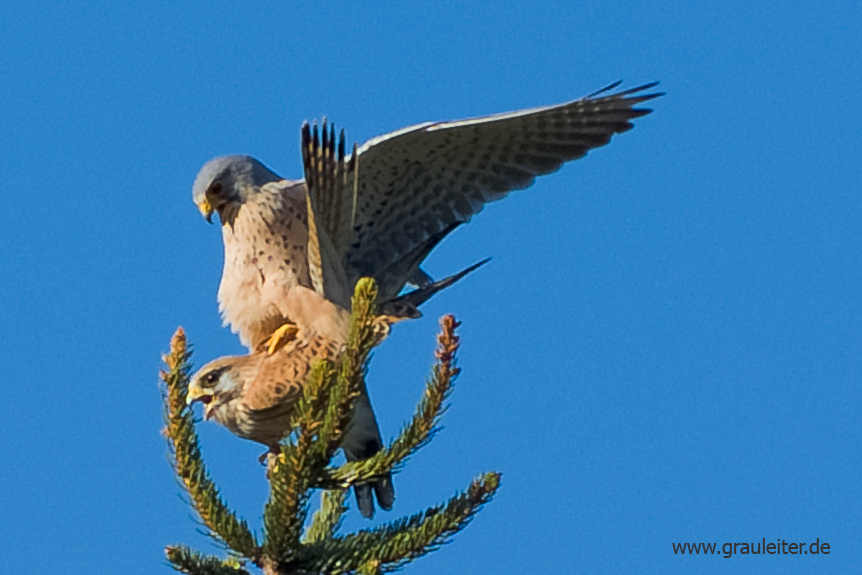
[197,199,214,224]
[186,384,202,406]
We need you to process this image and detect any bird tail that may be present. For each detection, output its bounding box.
[379,258,490,321]
[353,473,395,519]
[342,390,395,518]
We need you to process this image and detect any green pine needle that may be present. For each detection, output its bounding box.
[160,329,260,561]
[301,472,502,574]
[304,490,349,544]
[165,545,252,575]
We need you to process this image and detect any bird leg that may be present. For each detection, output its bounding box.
[264,322,300,355]
[261,445,281,467]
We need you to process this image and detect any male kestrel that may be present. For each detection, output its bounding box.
[192,81,662,350]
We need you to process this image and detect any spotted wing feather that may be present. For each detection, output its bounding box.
[344,81,662,286]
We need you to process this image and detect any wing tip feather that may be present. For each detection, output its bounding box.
[586,80,664,103]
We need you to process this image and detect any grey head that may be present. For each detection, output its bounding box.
[192,155,282,225]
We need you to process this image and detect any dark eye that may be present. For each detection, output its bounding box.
[208,181,222,195]
[205,372,217,384]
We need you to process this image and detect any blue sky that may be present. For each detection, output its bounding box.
[1,1,859,573]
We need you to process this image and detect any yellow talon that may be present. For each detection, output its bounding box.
[371,316,393,339]
[266,323,299,355]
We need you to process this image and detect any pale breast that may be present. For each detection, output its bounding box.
[217,181,315,349]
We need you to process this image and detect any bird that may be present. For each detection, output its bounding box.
[187,262,486,518]
[187,329,391,516]
[192,81,662,350]
[191,80,662,517]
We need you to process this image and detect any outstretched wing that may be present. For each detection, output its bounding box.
[300,82,661,300]
[347,81,661,288]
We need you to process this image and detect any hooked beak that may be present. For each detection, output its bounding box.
[197,198,214,224]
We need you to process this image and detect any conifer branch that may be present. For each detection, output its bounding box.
[264,281,382,563]
[304,489,349,544]
[323,278,384,459]
[263,360,335,563]
[306,360,342,464]
[263,445,308,563]
[301,472,501,574]
[165,545,252,575]
[319,315,461,488]
[160,328,260,561]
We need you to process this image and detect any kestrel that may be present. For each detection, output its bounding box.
[192,81,662,350]
[187,262,485,518]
